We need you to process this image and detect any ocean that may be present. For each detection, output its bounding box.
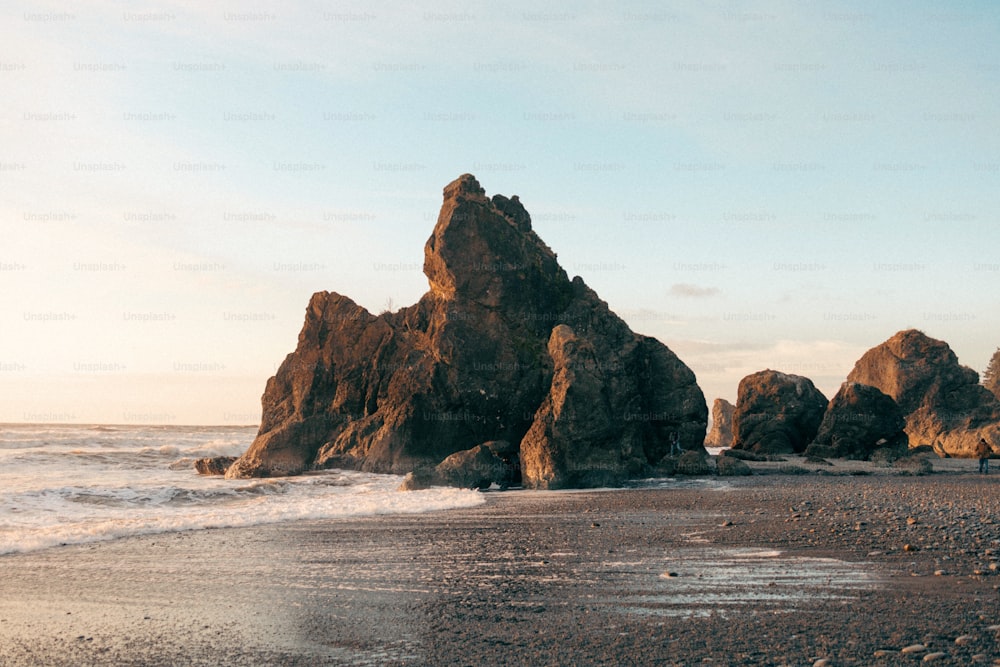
[0,424,485,555]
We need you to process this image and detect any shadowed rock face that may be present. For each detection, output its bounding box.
[704,398,735,449]
[731,370,828,455]
[846,329,1000,457]
[227,175,707,485]
[812,382,907,459]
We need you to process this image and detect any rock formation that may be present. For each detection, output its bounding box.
[704,398,735,449]
[846,329,1000,457]
[715,455,752,476]
[730,370,828,455]
[431,440,519,490]
[227,174,708,487]
[194,456,237,476]
[810,382,907,459]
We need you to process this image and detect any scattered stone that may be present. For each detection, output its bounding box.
[923,652,946,662]
[812,659,831,667]
[873,649,898,657]
[901,643,927,654]
[954,635,974,645]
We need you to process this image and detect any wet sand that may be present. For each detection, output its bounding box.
[2,471,1000,665]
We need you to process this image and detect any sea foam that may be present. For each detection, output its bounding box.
[0,425,485,555]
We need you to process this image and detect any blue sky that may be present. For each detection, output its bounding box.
[1,1,998,424]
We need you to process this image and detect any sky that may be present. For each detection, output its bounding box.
[1,0,998,425]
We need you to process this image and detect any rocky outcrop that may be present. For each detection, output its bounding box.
[227,174,707,486]
[704,398,735,449]
[434,440,519,490]
[715,455,752,476]
[847,329,1000,457]
[194,456,237,476]
[731,370,828,455]
[810,382,907,460]
[519,324,703,488]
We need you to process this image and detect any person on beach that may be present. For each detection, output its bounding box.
[976,437,993,474]
[669,431,681,457]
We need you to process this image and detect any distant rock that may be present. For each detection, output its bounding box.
[194,456,237,476]
[715,455,752,476]
[704,398,735,449]
[731,370,828,455]
[433,440,519,490]
[398,467,437,491]
[847,329,1000,457]
[810,382,908,459]
[675,450,712,475]
[227,174,707,486]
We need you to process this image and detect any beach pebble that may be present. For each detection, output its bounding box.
[934,569,947,576]
[901,644,927,654]
[812,659,831,667]
[873,649,897,657]
[922,652,946,662]
[954,634,974,645]
[904,544,918,552]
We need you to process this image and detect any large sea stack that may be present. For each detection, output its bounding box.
[730,370,828,455]
[846,329,1000,457]
[227,175,708,488]
[704,398,735,449]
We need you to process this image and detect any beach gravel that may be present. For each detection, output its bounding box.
[1,474,999,665]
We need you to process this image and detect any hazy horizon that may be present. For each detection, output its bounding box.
[2,1,998,425]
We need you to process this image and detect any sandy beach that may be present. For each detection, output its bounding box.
[2,464,1000,666]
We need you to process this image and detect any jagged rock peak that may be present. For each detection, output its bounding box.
[424,174,560,305]
[442,173,488,202]
[226,175,708,484]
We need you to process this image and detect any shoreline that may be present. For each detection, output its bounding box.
[2,474,1000,665]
